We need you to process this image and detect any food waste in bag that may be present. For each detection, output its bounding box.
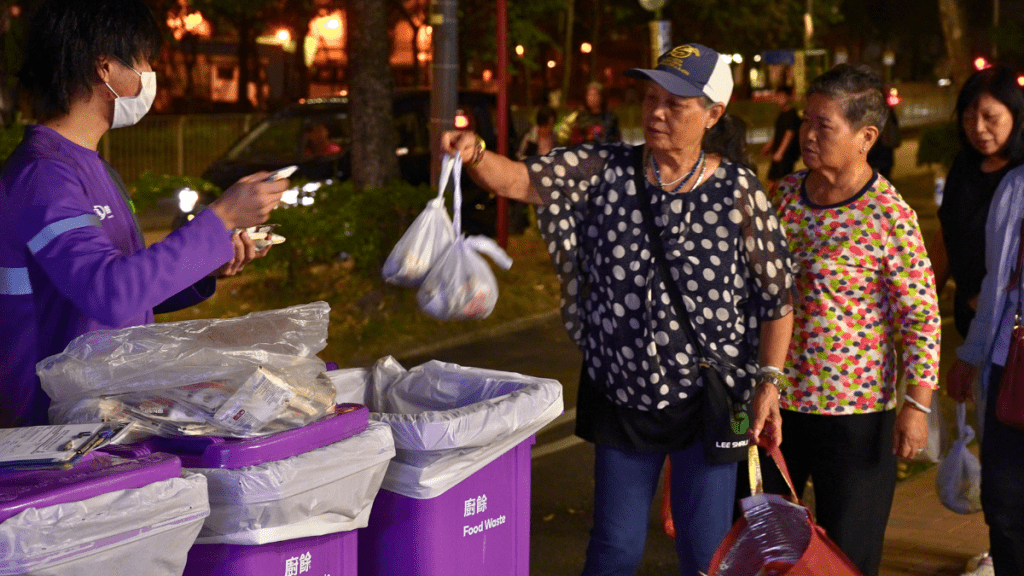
[384,153,512,320]
[40,303,335,438]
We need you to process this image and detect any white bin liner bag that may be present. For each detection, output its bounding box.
[192,420,396,545]
[0,472,209,576]
[330,356,564,499]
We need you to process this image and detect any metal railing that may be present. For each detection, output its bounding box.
[100,113,263,187]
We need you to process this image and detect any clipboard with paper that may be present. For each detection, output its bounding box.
[0,423,133,470]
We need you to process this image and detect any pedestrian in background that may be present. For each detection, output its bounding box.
[0,0,287,428]
[444,43,795,576]
[758,64,940,576]
[946,65,1024,576]
[867,104,901,179]
[928,63,1024,576]
[761,85,802,196]
[516,105,556,160]
[559,81,621,146]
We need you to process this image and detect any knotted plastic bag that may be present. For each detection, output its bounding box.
[935,402,982,514]
[381,154,457,287]
[415,154,512,320]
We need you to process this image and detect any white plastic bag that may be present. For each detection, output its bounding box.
[936,402,982,514]
[382,158,457,287]
[415,154,512,320]
[40,303,335,437]
[327,357,563,498]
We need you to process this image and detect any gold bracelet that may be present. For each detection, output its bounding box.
[468,136,486,167]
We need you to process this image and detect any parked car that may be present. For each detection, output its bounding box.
[188,90,521,236]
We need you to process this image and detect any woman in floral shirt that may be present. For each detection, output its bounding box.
[767,65,940,576]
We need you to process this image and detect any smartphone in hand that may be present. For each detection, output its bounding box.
[264,165,298,182]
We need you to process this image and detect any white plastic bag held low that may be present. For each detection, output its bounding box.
[381,157,457,287]
[936,402,982,514]
[417,154,512,320]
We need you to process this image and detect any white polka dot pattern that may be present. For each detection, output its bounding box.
[531,144,795,410]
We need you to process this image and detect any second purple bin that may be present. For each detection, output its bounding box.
[358,436,535,576]
[107,404,395,576]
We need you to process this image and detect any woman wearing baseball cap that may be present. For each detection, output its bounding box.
[443,43,795,575]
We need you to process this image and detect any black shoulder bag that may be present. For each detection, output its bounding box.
[631,145,752,464]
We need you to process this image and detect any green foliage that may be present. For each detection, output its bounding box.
[251,179,436,283]
[0,122,25,168]
[916,121,960,169]
[131,171,221,213]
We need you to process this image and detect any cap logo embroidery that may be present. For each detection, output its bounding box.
[658,45,701,75]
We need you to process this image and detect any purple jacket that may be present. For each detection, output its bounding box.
[0,125,234,427]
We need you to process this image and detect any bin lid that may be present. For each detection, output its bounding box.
[0,452,182,524]
[135,403,369,469]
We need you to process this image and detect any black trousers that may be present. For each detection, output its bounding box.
[760,410,897,576]
[982,365,1024,576]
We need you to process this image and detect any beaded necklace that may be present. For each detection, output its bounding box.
[650,149,705,194]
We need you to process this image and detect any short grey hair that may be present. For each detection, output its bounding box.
[806,64,888,131]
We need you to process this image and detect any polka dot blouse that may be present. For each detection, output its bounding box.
[777,170,941,414]
[528,143,795,412]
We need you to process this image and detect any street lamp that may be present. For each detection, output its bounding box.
[638,0,669,67]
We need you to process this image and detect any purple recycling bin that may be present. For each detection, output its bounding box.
[138,405,375,576]
[358,436,535,576]
[0,452,208,576]
[183,531,357,576]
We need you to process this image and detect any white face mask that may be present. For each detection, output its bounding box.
[105,59,156,129]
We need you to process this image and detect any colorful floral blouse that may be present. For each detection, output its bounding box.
[776,170,940,414]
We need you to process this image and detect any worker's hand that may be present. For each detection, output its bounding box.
[212,229,271,278]
[209,172,289,231]
[441,130,479,161]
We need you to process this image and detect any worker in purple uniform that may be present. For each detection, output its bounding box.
[0,0,289,428]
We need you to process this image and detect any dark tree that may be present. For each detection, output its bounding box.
[346,0,399,188]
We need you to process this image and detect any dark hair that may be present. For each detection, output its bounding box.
[955,64,1024,165]
[704,113,755,170]
[18,0,161,121]
[806,64,888,131]
[535,106,556,127]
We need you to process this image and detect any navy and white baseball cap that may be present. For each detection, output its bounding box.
[625,44,734,105]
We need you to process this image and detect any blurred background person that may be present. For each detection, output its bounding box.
[516,105,557,160]
[765,64,940,576]
[557,81,621,146]
[944,64,1024,576]
[867,103,901,180]
[761,85,802,196]
[303,122,342,157]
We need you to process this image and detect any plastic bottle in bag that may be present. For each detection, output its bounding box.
[739,493,811,574]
